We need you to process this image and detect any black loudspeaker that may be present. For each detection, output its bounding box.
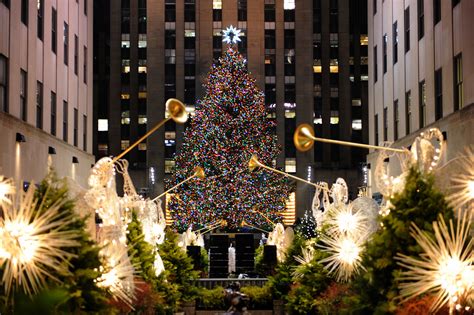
[235,234,255,274]
[209,235,229,278]
[187,246,201,270]
[263,245,277,265]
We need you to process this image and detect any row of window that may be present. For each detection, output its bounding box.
[374,54,463,144]
[0,54,87,149]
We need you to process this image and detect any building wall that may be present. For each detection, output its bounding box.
[95,0,369,216]
[367,0,474,194]
[0,0,94,187]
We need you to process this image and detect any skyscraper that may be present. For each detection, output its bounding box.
[367,0,474,195]
[94,0,369,216]
[0,0,94,187]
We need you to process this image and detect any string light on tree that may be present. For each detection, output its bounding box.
[167,48,291,230]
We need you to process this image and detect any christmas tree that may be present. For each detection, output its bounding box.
[349,167,454,314]
[168,44,291,230]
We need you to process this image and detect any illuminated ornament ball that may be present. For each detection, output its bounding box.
[222,25,242,44]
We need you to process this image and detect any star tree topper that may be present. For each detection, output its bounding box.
[222,25,242,44]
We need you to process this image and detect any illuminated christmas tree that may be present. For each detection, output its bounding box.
[168,42,291,231]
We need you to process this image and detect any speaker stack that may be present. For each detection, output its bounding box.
[235,234,255,275]
[187,245,202,270]
[209,234,229,278]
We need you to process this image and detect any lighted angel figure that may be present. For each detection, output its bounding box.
[267,223,294,262]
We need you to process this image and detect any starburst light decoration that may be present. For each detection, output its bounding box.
[292,244,316,278]
[222,25,242,44]
[96,241,136,308]
[0,176,15,205]
[396,211,474,314]
[318,233,366,282]
[0,185,79,295]
[446,146,474,212]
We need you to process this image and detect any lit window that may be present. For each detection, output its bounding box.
[352,119,362,130]
[360,35,368,45]
[138,143,147,151]
[185,105,195,116]
[284,22,295,29]
[165,159,175,173]
[165,49,176,64]
[121,93,130,100]
[122,59,130,73]
[285,110,295,118]
[238,21,247,29]
[313,66,322,73]
[330,66,339,73]
[265,22,275,29]
[98,143,108,155]
[121,140,130,150]
[314,116,322,124]
[138,115,147,124]
[138,66,147,73]
[165,139,175,147]
[352,99,362,106]
[121,111,130,125]
[330,110,339,124]
[285,158,296,173]
[265,76,275,84]
[361,75,369,81]
[121,34,130,48]
[284,76,295,84]
[330,33,338,47]
[165,131,176,139]
[98,119,108,131]
[185,29,195,37]
[138,92,147,99]
[165,22,176,30]
[284,0,295,10]
[138,34,147,48]
[213,0,222,9]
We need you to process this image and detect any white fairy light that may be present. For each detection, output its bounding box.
[326,203,367,239]
[447,147,474,211]
[0,185,79,296]
[0,176,15,205]
[292,245,316,278]
[96,242,136,308]
[318,234,365,282]
[396,211,474,314]
[222,25,242,44]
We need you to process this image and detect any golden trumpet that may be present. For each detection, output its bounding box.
[112,98,187,163]
[241,220,271,233]
[152,166,205,201]
[294,123,406,153]
[248,154,328,190]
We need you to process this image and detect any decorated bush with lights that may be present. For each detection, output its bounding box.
[168,45,291,231]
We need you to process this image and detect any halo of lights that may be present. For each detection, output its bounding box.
[396,211,473,313]
[96,241,136,308]
[318,233,366,282]
[446,146,474,211]
[0,176,15,205]
[0,185,79,296]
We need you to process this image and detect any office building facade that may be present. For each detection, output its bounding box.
[367,0,474,195]
[0,0,94,187]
